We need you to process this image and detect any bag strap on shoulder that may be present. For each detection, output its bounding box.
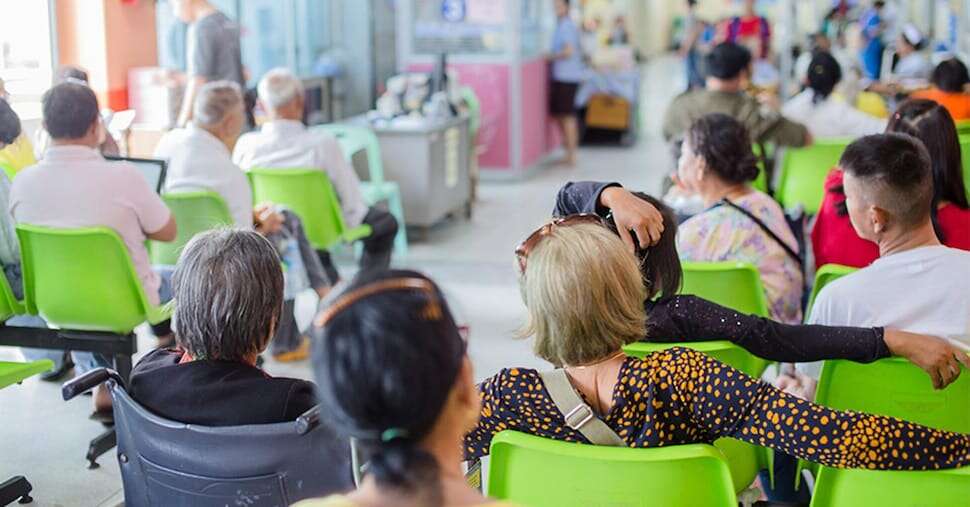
[539,369,626,447]
[719,198,803,267]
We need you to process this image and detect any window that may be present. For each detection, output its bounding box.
[0,0,54,119]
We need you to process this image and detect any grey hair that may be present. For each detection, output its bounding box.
[193,80,243,127]
[172,228,284,361]
[257,68,304,110]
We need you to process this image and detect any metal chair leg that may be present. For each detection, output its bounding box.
[85,427,117,470]
[0,476,33,505]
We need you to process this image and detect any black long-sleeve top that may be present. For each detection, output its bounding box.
[552,180,892,364]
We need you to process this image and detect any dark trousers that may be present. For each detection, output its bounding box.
[271,299,300,355]
[317,207,399,284]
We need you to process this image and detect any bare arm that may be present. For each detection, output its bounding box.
[147,215,177,242]
[177,76,207,128]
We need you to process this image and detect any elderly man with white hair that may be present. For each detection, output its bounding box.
[233,68,398,280]
[154,81,330,362]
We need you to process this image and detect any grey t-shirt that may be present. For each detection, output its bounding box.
[187,11,244,86]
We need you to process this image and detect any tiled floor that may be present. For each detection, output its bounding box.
[0,55,686,506]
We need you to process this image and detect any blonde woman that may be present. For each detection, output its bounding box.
[463,217,970,473]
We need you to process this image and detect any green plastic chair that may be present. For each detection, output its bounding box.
[313,124,408,257]
[16,224,171,334]
[810,464,970,507]
[777,139,851,215]
[247,168,372,252]
[0,263,25,322]
[751,143,770,193]
[961,136,969,202]
[487,431,737,506]
[806,264,857,319]
[956,120,970,136]
[149,191,233,265]
[0,357,53,504]
[680,261,770,317]
[0,162,15,182]
[624,341,771,492]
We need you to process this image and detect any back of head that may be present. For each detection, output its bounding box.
[704,42,752,81]
[686,113,760,184]
[521,222,646,367]
[41,82,100,140]
[931,58,970,93]
[173,228,284,361]
[839,133,934,230]
[807,51,843,102]
[0,99,21,146]
[56,66,89,85]
[193,80,243,127]
[257,67,304,112]
[887,98,968,210]
[312,269,466,505]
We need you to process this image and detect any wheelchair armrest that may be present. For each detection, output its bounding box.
[61,367,124,401]
[296,404,322,435]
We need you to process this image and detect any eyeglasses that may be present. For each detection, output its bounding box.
[514,214,606,274]
[314,277,444,328]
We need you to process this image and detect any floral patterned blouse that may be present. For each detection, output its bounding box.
[464,348,970,471]
[677,191,803,324]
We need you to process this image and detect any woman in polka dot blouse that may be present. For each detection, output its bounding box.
[463,220,970,472]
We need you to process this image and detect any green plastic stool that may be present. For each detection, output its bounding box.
[487,430,737,506]
[777,139,851,215]
[247,168,372,252]
[16,224,171,333]
[313,124,408,257]
[680,261,770,317]
[805,264,856,319]
[150,191,234,265]
[810,465,970,507]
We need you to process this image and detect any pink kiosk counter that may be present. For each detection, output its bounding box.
[397,0,559,179]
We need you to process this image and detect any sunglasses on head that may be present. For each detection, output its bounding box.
[514,214,606,274]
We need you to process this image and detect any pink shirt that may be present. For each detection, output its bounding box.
[10,146,172,304]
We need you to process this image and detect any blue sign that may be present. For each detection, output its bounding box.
[441,0,466,23]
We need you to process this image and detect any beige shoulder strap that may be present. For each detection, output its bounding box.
[539,369,626,447]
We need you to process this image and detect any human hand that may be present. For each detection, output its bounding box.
[884,329,970,390]
[599,187,665,251]
[254,203,284,235]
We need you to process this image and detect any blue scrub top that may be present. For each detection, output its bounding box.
[551,17,585,83]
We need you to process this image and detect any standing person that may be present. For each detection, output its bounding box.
[549,0,584,166]
[171,0,245,128]
[680,0,706,91]
[720,0,771,61]
[859,1,886,80]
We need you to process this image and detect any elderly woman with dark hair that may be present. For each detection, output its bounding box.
[128,228,316,426]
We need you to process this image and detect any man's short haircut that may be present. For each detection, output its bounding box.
[41,82,100,140]
[193,80,243,127]
[0,99,21,146]
[931,58,970,93]
[839,133,934,229]
[257,67,304,111]
[704,42,752,80]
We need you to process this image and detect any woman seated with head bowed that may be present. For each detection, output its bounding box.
[128,229,316,426]
[673,112,804,324]
[813,98,970,269]
[299,270,514,507]
[463,217,970,471]
[552,181,969,389]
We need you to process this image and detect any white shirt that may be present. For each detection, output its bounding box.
[801,245,970,377]
[233,120,367,227]
[154,125,253,229]
[9,146,172,304]
[893,52,933,82]
[782,89,886,139]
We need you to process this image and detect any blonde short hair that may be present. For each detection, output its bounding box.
[519,222,647,367]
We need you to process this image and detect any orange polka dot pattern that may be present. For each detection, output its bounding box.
[464,347,970,470]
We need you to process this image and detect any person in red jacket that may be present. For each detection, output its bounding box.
[813,99,970,268]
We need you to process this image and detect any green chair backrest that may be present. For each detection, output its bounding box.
[150,191,233,265]
[810,465,970,507]
[960,136,969,202]
[751,143,770,193]
[314,124,386,185]
[0,266,24,322]
[680,261,770,317]
[815,357,970,434]
[16,224,156,334]
[460,86,482,138]
[247,168,348,251]
[956,120,970,136]
[487,431,736,507]
[778,139,851,214]
[806,263,857,318]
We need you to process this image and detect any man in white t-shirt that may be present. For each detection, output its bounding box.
[10,82,177,411]
[803,133,970,385]
[233,68,398,282]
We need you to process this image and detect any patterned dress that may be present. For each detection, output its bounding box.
[465,348,970,471]
[677,191,804,324]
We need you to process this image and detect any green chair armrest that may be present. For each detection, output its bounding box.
[0,359,55,390]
